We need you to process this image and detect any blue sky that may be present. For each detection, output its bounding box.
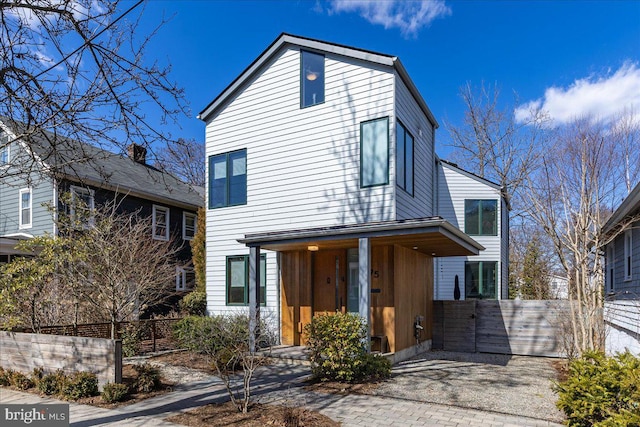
[134,0,640,157]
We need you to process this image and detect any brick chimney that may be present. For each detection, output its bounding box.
[127,143,147,165]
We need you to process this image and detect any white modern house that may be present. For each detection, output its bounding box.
[602,181,640,355]
[199,34,508,359]
[435,159,509,300]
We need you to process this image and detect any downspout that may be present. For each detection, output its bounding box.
[432,127,439,300]
[276,252,282,345]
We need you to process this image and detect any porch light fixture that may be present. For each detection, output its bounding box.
[307,245,319,251]
[412,246,418,250]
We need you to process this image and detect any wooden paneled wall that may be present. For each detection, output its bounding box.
[393,245,433,352]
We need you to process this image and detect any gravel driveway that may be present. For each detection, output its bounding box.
[370,350,564,423]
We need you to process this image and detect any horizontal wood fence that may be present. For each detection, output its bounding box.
[433,300,570,357]
[18,318,182,354]
[0,331,121,388]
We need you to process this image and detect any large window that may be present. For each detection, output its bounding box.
[465,261,497,299]
[396,121,414,195]
[209,149,247,209]
[360,117,389,188]
[183,212,197,241]
[465,200,497,236]
[152,205,170,241]
[19,188,32,229]
[226,254,266,305]
[624,230,633,281]
[70,186,95,227]
[301,50,325,108]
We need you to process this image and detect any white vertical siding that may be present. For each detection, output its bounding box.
[205,47,396,316]
[394,73,434,220]
[434,162,506,300]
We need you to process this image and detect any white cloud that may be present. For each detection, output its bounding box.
[515,62,640,125]
[327,0,451,38]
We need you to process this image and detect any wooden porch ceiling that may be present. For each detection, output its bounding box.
[237,217,484,257]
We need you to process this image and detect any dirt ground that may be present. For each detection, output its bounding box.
[166,401,340,427]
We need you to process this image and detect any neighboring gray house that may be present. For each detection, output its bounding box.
[199,34,508,360]
[602,181,640,355]
[0,119,203,292]
[434,159,509,300]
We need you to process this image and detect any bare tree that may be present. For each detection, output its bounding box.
[445,82,548,201]
[524,116,640,355]
[154,138,205,187]
[64,198,182,338]
[0,1,186,181]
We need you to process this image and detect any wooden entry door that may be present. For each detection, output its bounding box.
[313,250,347,315]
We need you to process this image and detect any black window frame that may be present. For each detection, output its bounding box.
[464,199,498,236]
[300,50,325,108]
[396,120,414,196]
[226,254,267,306]
[465,261,498,300]
[208,149,247,209]
[360,116,390,188]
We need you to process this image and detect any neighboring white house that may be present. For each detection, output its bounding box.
[199,34,505,357]
[434,159,509,300]
[602,181,640,356]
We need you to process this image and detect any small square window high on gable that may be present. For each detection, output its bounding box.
[301,50,325,108]
[464,199,497,236]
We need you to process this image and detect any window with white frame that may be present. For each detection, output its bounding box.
[70,186,95,227]
[183,212,196,240]
[176,266,195,291]
[0,130,9,165]
[624,230,633,281]
[19,188,32,229]
[152,205,170,241]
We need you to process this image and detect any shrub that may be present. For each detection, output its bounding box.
[30,367,44,385]
[0,367,11,386]
[304,312,390,383]
[101,382,129,403]
[61,372,98,400]
[555,351,640,427]
[38,371,67,396]
[179,291,207,316]
[132,364,161,393]
[120,322,144,357]
[10,371,34,390]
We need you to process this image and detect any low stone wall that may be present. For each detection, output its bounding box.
[0,331,122,388]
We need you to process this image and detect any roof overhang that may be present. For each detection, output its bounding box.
[602,181,640,236]
[237,217,483,257]
[0,234,35,256]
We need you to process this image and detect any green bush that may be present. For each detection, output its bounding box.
[30,367,44,385]
[555,351,640,427]
[38,371,67,396]
[10,371,34,390]
[304,312,390,383]
[120,323,144,357]
[132,364,161,393]
[179,291,207,316]
[61,372,98,400]
[101,382,129,403]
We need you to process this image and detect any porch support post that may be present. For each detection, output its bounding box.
[358,237,371,351]
[249,245,261,353]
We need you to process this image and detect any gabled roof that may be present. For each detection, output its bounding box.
[438,158,511,210]
[2,119,203,210]
[198,33,438,128]
[602,181,640,235]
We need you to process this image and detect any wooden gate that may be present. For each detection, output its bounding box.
[433,300,569,357]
